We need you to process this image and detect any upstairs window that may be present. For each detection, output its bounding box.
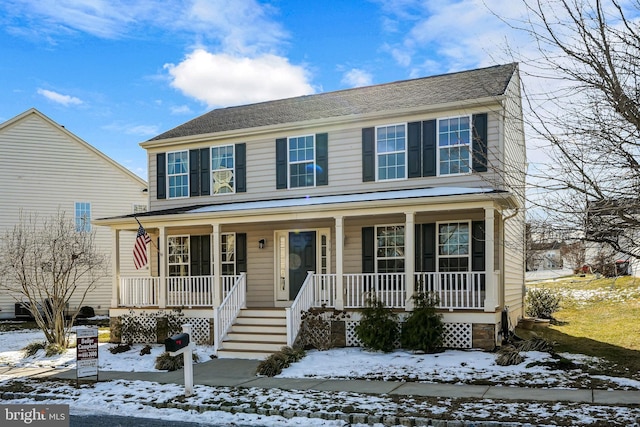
[438,222,470,272]
[211,145,235,194]
[75,202,91,232]
[376,124,406,180]
[438,116,471,175]
[289,135,315,188]
[167,151,189,198]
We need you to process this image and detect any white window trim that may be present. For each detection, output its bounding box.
[74,201,91,232]
[374,224,405,273]
[167,150,189,199]
[436,220,471,272]
[219,232,236,275]
[287,134,316,189]
[375,123,408,182]
[211,144,236,196]
[436,115,473,177]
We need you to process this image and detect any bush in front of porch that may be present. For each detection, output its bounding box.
[355,297,399,353]
[400,293,444,354]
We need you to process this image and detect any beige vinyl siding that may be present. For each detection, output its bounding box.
[148,105,506,211]
[0,110,148,318]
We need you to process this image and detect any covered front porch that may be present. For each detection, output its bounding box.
[102,188,515,355]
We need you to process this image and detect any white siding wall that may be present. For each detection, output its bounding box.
[148,106,506,211]
[0,111,148,318]
[501,71,527,323]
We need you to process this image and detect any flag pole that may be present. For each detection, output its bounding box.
[134,216,160,253]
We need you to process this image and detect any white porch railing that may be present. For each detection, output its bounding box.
[167,276,213,307]
[213,273,247,355]
[120,277,160,307]
[119,275,242,309]
[344,273,406,308]
[285,272,316,347]
[415,272,485,309]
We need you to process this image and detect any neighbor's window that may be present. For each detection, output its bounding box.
[289,135,315,188]
[438,116,471,175]
[75,202,91,232]
[438,222,470,272]
[376,225,405,273]
[168,236,189,276]
[167,151,189,198]
[376,124,406,181]
[211,145,235,194]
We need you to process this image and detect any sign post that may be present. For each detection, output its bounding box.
[76,327,99,385]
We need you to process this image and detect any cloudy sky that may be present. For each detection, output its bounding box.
[0,0,530,178]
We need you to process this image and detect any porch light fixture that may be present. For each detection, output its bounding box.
[258,239,266,249]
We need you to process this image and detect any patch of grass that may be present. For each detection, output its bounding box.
[521,274,640,379]
[23,341,46,357]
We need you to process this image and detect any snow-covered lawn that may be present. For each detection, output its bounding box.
[1,325,639,426]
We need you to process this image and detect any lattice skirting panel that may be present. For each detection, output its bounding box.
[346,319,473,349]
[120,314,211,345]
[180,317,211,344]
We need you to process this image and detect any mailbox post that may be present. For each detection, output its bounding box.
[164,323,195,397]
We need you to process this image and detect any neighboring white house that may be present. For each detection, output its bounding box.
[96,63,526,358]
[0,108,148,318]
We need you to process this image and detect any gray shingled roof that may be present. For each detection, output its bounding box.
[150,63,517,141]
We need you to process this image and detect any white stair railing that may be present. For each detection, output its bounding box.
[213,273,247,355]
[285,271,315,347]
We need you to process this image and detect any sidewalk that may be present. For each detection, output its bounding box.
[2,358,639,406]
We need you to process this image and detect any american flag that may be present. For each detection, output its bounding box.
[133,225,152,270]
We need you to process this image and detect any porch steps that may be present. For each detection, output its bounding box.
[216,308,288,360]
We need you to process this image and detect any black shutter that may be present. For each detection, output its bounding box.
[190,235,211,276]
[235,143,246,193]
[200,148,210,196]
[472,113,488,173]
[276,138,287,189]
[236,233,247,273]
[156,153,166,199]
[421,223,436,272]
[472,220,486,271]
[415,224,422,272]
[362,227,375,273]
[422,120,436,177]
[316,133,328,186]
[408,122,422,178]
[189,149,200,197]
[362,127,375,182]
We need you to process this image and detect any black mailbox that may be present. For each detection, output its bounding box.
[165,333,190,352]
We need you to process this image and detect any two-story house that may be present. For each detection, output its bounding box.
[0,109,148,319]
[97,63,526,358]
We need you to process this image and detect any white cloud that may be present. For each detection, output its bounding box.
[341,69,373,88]
[37,88,83,106]
[103,122,159,137]
[170,105,193,115]
[164,49,314,107]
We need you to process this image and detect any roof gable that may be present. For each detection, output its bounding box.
[0,108,147,188]
[150,63,518,141]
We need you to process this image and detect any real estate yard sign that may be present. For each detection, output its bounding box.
[76,327,98,380]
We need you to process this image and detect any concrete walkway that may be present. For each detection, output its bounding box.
[1,358,639,406]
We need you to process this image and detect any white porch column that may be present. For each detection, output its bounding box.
[110,229,120,308]
[158,226,167,309]
[334,216,344,310]
[404,212,415,311]
[484,207,497,312]
[213,223,221,307]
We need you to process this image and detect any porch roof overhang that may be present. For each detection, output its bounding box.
[94,186,518,229]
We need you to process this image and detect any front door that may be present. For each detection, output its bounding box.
[275,231,317,301]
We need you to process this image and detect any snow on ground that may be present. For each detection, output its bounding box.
[1,326,639,426]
